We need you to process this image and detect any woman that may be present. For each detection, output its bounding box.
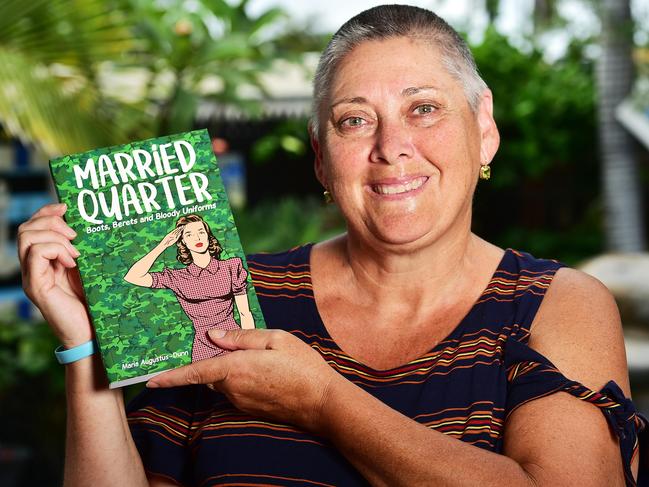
[124,213,255,362]
[18,5,645,486]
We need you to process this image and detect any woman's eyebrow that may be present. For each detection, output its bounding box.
[330,96,367,109]
[401,85,440,96]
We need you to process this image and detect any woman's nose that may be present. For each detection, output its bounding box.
[369,119,415,165]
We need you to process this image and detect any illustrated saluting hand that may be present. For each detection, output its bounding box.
[160,227,183,248]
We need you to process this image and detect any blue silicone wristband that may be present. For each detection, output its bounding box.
[54,339,97,365]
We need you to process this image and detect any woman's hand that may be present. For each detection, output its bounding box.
[18,203,92,348]
[147,329,339,432]
[159,227,183,248]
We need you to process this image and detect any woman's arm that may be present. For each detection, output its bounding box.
[18,204,150,487]
[503,268,633,483]
[63,356,150,485]
[123,228,182,287]
[234,293,255,329]
[150,269,631,486]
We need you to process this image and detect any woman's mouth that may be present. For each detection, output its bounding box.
[371,176,428,196]
[196,243,204,248]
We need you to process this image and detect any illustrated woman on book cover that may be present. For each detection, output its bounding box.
[123,213,255,362]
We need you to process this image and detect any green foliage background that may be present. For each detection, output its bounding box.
[49,129,265,385]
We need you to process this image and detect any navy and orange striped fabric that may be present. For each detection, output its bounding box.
[127,245,645,486]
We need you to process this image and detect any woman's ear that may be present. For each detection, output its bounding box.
[309,122,326,188]
[476,89,500,165]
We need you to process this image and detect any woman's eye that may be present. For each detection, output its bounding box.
[340,116,365,128]
[414,104,436,115]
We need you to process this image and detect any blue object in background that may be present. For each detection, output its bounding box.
[217,151,247,209]
[8,192,53,224]
[0,138,52,318]
[13,139,29,168]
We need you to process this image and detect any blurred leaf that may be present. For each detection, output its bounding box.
[0,0,133,67]
[249,8,288,41]
[251,118,311,164]
[0,320,61,391]
[280,135,306,155]
[251,135,280,163]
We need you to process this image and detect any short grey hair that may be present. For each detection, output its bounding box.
[311,5,488,139]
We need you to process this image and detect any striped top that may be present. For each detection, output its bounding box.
[127,244,646,486]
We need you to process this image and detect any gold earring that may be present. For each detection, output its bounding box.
[323,190,334,204]
[480,164,491,180]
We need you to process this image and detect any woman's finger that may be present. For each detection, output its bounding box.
[18,214,77,240]
[146,353,239,388]
[30,203,67,219]
[22,242,77,297]
[208,328,289,351]
[24,241,77,277]
[18,229,80,264]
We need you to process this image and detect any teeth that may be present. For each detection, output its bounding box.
[373,177,426,195]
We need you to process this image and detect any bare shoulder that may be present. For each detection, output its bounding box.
[502,267,632,485]
[529,266,630,395]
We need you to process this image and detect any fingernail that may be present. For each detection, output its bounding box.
[146,380,159,388]
[71,246,81,257]
[58,203,67,211]
[67,228,77,238]
[210,329,226,339]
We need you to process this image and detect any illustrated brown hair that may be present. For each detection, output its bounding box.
[175,214,222,265]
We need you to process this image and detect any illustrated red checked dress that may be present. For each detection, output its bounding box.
[149,256,248,361]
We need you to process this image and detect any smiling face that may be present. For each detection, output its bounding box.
[314,36,499,249]
[181,220,209,254]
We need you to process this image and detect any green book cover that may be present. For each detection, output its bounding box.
[49,129,266,388]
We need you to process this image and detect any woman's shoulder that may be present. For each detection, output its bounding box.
[528,263,629,394]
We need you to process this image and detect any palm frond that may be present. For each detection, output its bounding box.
[0,0,134,66]
[0,49,131,155]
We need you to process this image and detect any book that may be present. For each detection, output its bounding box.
[49,129,266,388]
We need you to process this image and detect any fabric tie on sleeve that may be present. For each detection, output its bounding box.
[504,337,647,487]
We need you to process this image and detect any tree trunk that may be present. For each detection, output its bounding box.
[484,0,499,24]
[596,0,646,251]
[533,0,556,33]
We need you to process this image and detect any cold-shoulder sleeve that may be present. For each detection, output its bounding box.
[229,257,248,295]
[127,385,201,485]
[504,337,647,486]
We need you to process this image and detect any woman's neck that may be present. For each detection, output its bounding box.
[347,230,476,292]
[317,220,501,315]
[191,251,211,268]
